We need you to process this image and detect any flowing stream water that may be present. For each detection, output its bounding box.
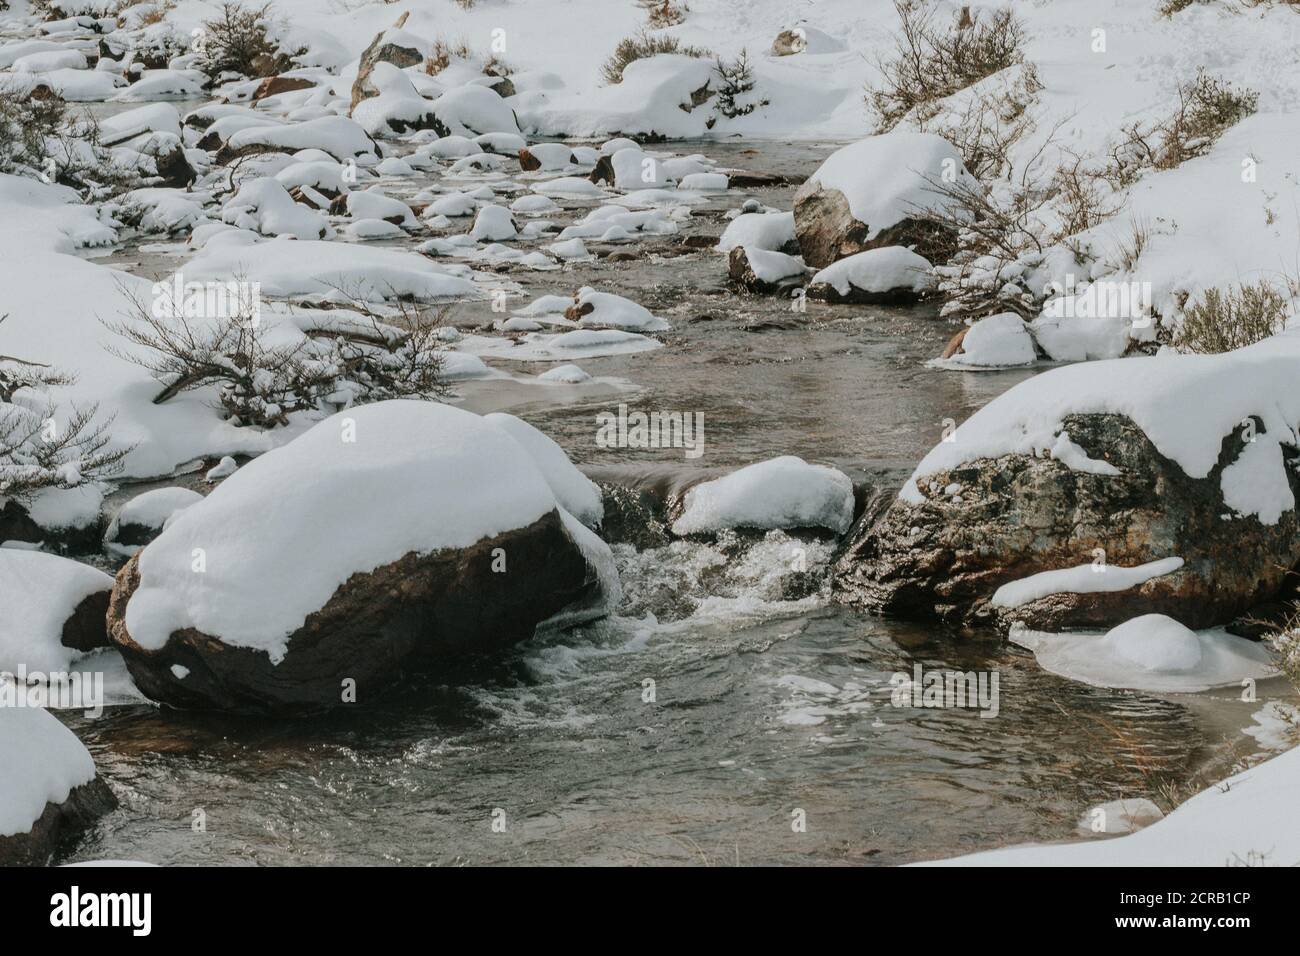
[57,138,1297,866]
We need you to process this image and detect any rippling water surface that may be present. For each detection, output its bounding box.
[63,140,1295,866]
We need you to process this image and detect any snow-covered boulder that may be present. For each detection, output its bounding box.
[519,143,577,172]
[106,402,620,714]
[807,246,935,304]
[792,132,974,268]
[944,312,1038,368]
[350,17,427,111]
[564,289,670,332]
[672,457,855,536]
[771,26,849,56]
[727,246,808,294]
[103,486,204,551]
[468,204,517,242]
[716,210,797,254]
[0,707,116,866]
[428,85,520,137]
[835,333,1300,630]
[0,549,115,672]
[351,62,445,138]
[218,116,378,165]
[221,177,332,240]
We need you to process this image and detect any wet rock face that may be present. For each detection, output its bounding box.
[792,183,955,269]
[61,589,112,654]
[107,509,608,714]
[0,779,117,867]
[834,413,1300,630]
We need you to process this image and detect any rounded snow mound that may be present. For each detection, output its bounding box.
[0,707,96,839]
[1102,614,1203,672]
[673,456,855,536]
[0,549,113,674]
[1010,615,1278,693]
[123,401,587,662]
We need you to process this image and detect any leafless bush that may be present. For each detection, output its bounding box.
[0,318,129,501]
[600,31,711,85]
[918,63,1042,180]
[1172,282,1289,353]
[1104,70,1258,186]
[425,37,472,75]
[104,287,450,428]
[0,85,139,197]
[868,1,1028,131]
[1050,150,1118,238]
[920,123,1098,320]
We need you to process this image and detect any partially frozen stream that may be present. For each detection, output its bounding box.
[63,139,1296,866]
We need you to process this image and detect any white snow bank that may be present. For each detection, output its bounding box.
[182,236,484,302]
[927,745,1300,867]
[1011,615,1277,693]
[810,246,934,296]
[992,557,1184,609]
[0,706,97,838]
[124,402,578,663]
[672,456,855,536]
[0,549,113,674]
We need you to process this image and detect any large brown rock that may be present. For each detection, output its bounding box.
[350,14,424,112]
[792,181,956,269]
[835,413,1300,631]
[107,509,608,714]
[253,75,316,101]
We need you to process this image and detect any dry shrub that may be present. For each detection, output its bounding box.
[106,286,450,428]
[638,0,688,28]
[425,37,472,75]
[0,317,129,501]
[1172,282,1289,353]
[868,1,1028,131]
[1105,70,1258,186]
[600,31,710,85]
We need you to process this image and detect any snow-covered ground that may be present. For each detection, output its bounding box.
[2,0,1299,869]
